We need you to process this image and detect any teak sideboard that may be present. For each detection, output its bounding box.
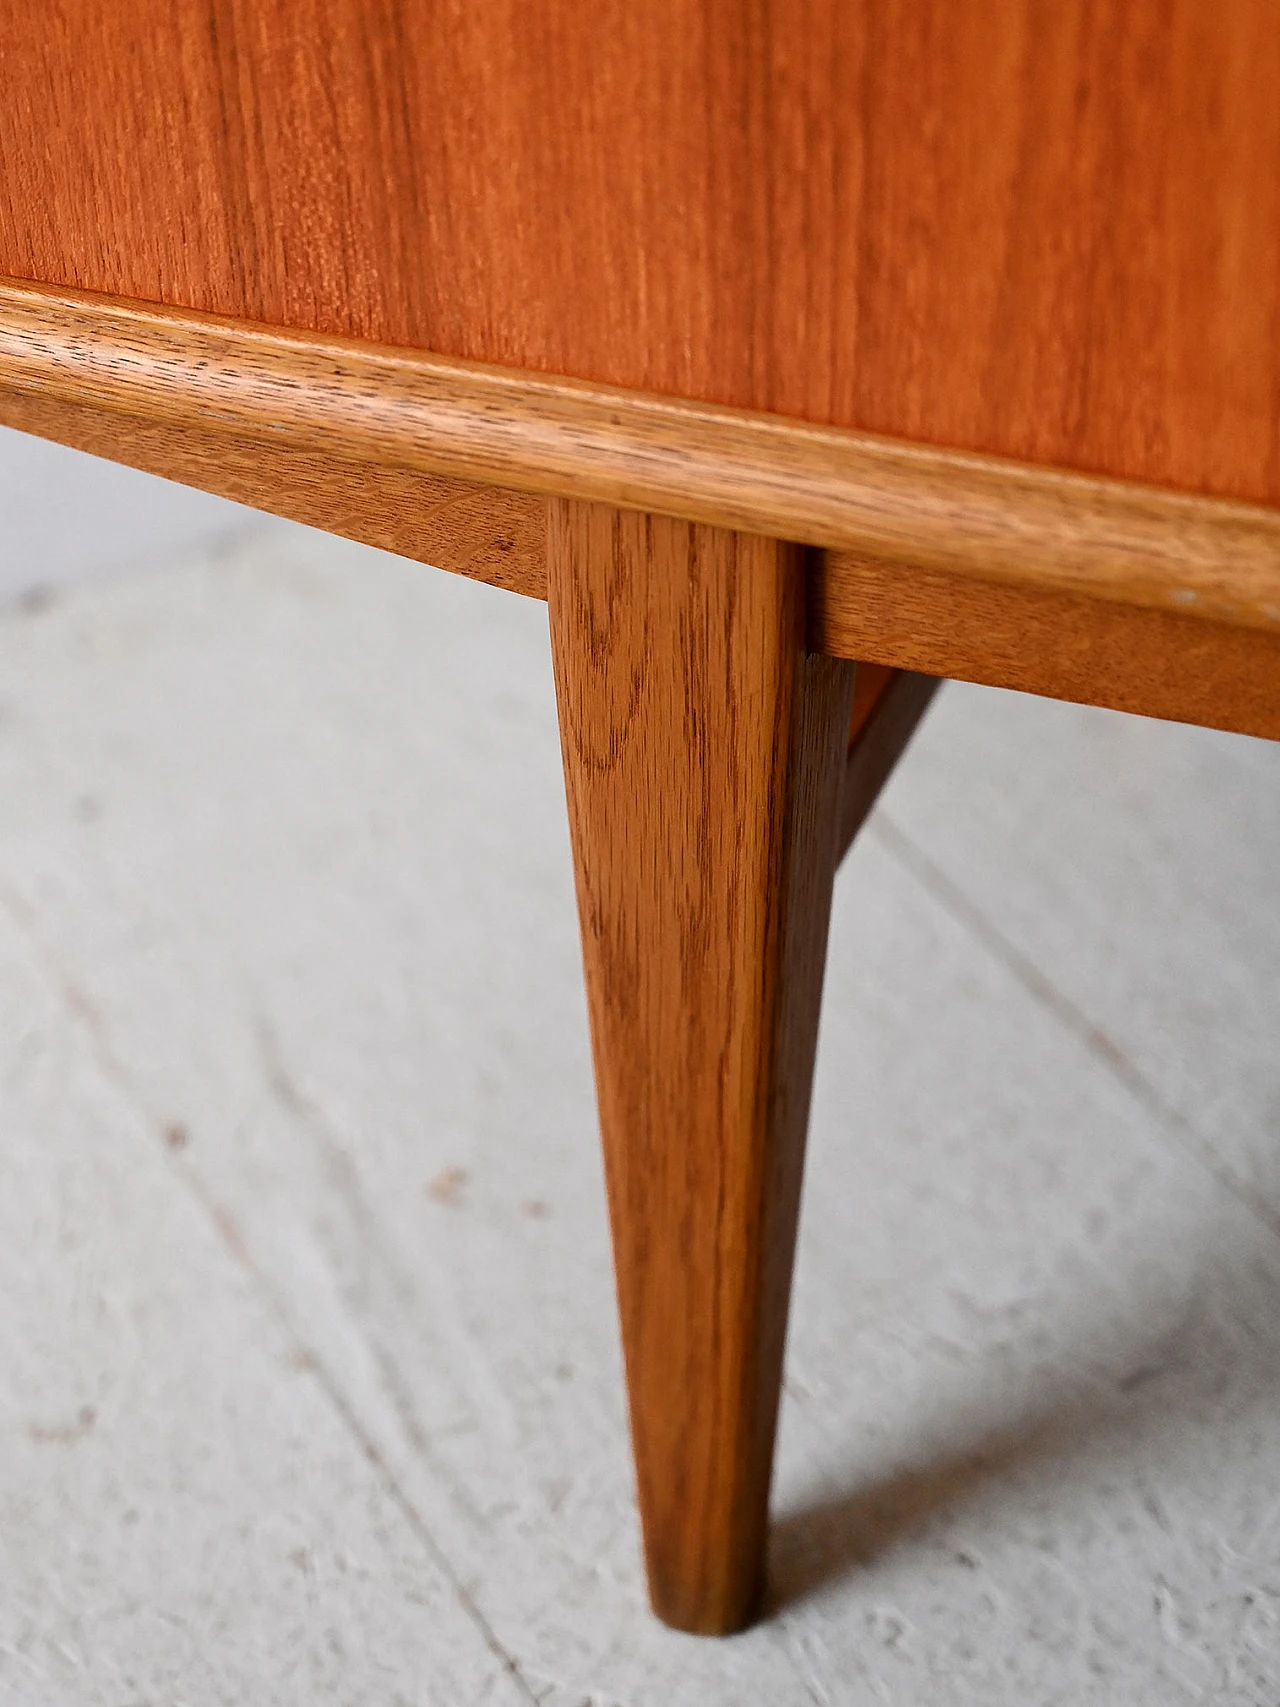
[2,1,1278,1636]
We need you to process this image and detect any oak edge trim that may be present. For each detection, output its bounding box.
[2,277,1279,633]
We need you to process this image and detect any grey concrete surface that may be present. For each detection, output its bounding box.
[0,433,1278,1703]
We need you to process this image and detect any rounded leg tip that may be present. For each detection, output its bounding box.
[646,1561,766,1637]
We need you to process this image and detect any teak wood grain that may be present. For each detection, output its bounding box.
[815,556,1280,743]
[6,282,1280,636]
[7,0,1280,1650]
[0,386,546,599]
[549,500,855,1633]
[3,3,1280,506]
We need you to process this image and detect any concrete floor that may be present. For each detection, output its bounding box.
[1,427,1279,1704]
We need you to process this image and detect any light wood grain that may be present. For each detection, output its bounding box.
[5,281,1280,634]
[815,556,1280,742]
[0,386,545,598]
[3,2,1279,506]
[549,499,855,1633]
[838,669,941,864]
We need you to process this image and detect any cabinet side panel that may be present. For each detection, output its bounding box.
[3,1,1278,504]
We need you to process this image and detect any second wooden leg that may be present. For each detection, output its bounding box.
[548,501,854,1633]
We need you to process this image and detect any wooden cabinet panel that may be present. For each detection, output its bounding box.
[3,2,1278,505]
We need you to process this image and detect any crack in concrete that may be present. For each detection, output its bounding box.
[871,810,1280,1248]
[252,1014,502,1532]
[0,873,540,1706]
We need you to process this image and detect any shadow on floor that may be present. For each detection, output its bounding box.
[767,1192,1280,1614]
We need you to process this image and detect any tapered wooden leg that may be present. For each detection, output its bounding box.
[548,501,855,1634]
